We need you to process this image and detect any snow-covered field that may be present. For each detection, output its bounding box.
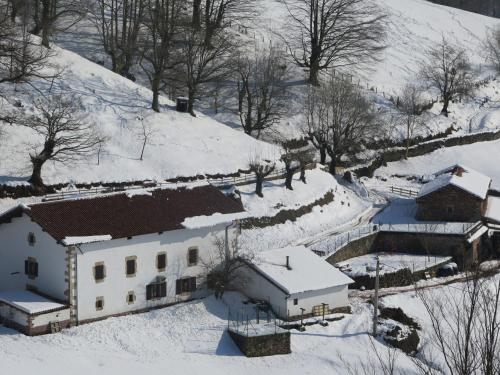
[238,168,336,218]
[239,176,372,253]
[337,253,451,277]
[0,292,416,375]
[373,139,500,189]
[0,43,276,185]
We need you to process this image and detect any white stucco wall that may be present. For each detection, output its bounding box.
[286,285,349,317]
[75,225,238,321]
[0,303,28,327]
[238,266,288,317]
[32,308,71,327]
[239,265,350,319]
[0,214,68,301]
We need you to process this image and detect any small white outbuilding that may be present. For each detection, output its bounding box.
[240,246,354,320]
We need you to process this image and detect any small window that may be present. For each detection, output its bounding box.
[94,262,106,282]
[157,252,167,272]
[146,278,167,300]
[127,291,136,304]
[447,206,454,214]
[293,298,298,305]
[27,232,36,246]
[24,257,38,279]
[125,256,137,277]
[176,277,197,295]
[188,247,198,266]
[95,296,104,311]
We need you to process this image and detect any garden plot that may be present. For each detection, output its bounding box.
[337,253,451,278]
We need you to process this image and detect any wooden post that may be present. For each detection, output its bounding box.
[372,256,380,337]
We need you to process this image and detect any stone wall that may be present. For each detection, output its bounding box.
[326,230,481,271]
[416,185,485,222]
[228,330,291,357]
[352,129,500,178]
[325,233,378,264]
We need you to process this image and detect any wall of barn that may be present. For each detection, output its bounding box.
[75,225,238,322]
[416,185,485,222]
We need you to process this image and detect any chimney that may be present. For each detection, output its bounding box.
[286,256,291,270]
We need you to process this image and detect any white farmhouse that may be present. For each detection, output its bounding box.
[240,246,354,320]
[0,185,245,335]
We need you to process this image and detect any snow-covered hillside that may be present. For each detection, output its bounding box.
[0,44,276,185]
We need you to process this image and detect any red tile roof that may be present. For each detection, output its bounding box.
[0,186,244,242]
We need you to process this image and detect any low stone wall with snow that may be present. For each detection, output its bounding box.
[352,129,500,178]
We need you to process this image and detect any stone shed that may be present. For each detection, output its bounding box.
[416,165,491,222]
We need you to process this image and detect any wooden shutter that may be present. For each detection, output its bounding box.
[33,262,38,277]
[189,277,197,292]
[146,284,152,300]
[24,260,29,275]
[159,282,167,298]
[157,254,166,270]
[176,279,182,295]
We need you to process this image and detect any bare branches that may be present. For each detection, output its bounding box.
[419,38,474,117]
[484,26,500,73]
[19,95,100,190]
[280,0,386,85]
[93,0,145,76]
[236,44,289,139]
[304,76,379,174]
[397,83,427,159]
[414,273,500,375]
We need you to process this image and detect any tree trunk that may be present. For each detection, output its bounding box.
[300,166,307,183]
[28,157,46,192]
[328,157,337,175]
[319,147,326,164]
[255,175,264,197]
[308,46,321,86]
[441,98,450,117]
[40,0,51,48]
[151,73,161,112]
[188,88,196,117]
[285,167,294,190]
[192,0,202,30]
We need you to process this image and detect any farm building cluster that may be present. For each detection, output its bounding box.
[0,164,499,339]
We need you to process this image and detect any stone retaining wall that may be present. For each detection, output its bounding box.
[228,330,291,357]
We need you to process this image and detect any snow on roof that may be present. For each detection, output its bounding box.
[485,196,500,224]
[181,212,249,229]
[418,164,491,200]
[250,246,353,295]
[62,235,113,246]
[0,290,67,315]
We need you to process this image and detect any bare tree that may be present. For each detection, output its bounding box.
[414,272,500,375]
[304,76,379,174]
[139,0,181,112]
[280,139,306,190]
[236,44,289,138]
[30,0,88,48]
[136,114,156,160]
[340,336,399,375]
[191,0,256,47]
[397,83,427,159]
[202,234,253,299]
[93,0,145,76]
[0,12,55,84]
[19,95,100,191]
[176,27,234,116]
[280,0,386,86]
[484,26,500,73]
[248,155,275,198]
[420,38,474,117]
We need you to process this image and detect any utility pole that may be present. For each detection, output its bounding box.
[372,256,380,337]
